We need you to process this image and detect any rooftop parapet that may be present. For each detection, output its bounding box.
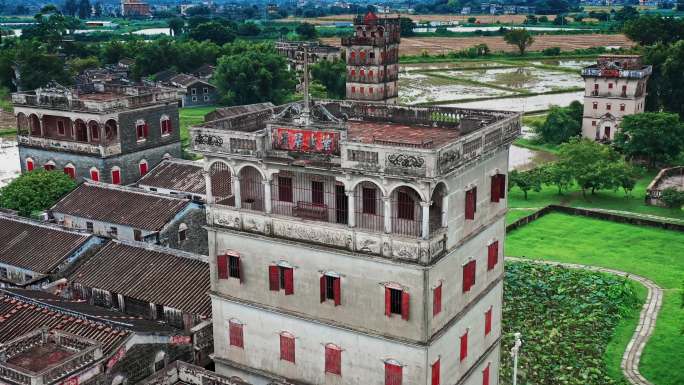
[580,66,652,79]
[12,82,179,113]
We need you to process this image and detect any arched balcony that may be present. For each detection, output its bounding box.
[209,161,234,206]
[237,166,265,211]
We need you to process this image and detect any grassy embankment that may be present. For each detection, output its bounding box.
[179,106,217,159]
[506,213,684,385]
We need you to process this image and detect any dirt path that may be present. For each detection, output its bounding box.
[506,257,662,385]
[322,34,633,55]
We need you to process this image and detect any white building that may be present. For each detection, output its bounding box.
[580,55,651,142]
[191,99,520,385]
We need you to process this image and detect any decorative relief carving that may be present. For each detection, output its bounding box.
[194,134,224,147]
[213,210,240,229]
[356,234,381,254]
[439,148,461,171]
[391,241,420,261]
[242,215,267,234]
[273,220,351,248]
[386,154,425,168]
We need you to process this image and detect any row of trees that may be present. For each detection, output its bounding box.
[510,138,642,199]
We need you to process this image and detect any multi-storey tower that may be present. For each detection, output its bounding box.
[192,99,520,385]
[342,12,401,104]
[580,55,651,142]
[12,82,181,185]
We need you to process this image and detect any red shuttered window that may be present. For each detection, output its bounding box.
[229,321,243,348]
[228,254,242,282]
[320,275,341,306]
[161,119,172,136]
[111,169,121,185]
[465,187,477,220]
[491,174,506,202]
[26,159,34,172]
[487,241,499,271]
[280,332,295,363]
[385,362,402,385]
[433,283,442,317]
[324,344,342,375]
[485,307,492,336]
[462,260,476,293]
[64,166,75,179]
[431,358,440,385]
[482,363,490,385]
[90,169,99,182]
[217,254,229,279]
[139,162,148,177]
[460,331,468,361]
[269,265,294,295]
[385,287,409,320]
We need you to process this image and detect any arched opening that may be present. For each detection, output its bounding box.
[160,115,172,136]
[25,158,34,172]
[178,223,188,242]
[390,186,422,237]
[29,114,40,136]
[354,181,384,232]
[16,113,29,135]
[154,351,166,371]
[89,167,100,182]
[430,183,447,233]
[44,161,56,171]
[238,166,264,211]
[74,119,88,142]
[88,121,100,142]
[105,119,118,142]
[64,163,76,179]
[111,166,121,185]
[209,161,233,206]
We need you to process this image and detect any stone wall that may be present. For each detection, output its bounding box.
[160,206,208,255]
[118,103,180,155]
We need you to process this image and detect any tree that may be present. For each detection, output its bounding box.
[67,56,100,75]
[93,1,102,17]
[510,169,543,200]
[310,59,346,99]
[524,15,538,24]
[13,40,71,89]
[212,44,296,106]
[658,40,684,118]
[237,22,261,36]
[0,170,76,217]
[189,22,236,45]
[168,17,185,36]
[623,15,684,46]
[400,17,416,37]
[553,15,567,25]
[185,5,211,16]
[540,162,573,194]
[660,187,684,208]
[614,112,684,166]
[77,0,90,19]
[295,23,317,39]
[534,101,582,144]
[503,29,534,55]
[557,138,621,196]
[614,5,639,22]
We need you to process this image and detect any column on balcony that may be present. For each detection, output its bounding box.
[232,176,242,209]
[346,190,355,227]
[203,170,214,204]
[263,177,272,214]
[383,197,391,233]
[421,201,430,240]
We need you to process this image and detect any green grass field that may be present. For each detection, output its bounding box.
[179,106,216,158]
[508,170,684,222]
[506,213,684,385]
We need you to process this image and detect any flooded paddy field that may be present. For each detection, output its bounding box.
[399,72,513,104]
[441,67,583,93]
[0,138,19,187]
[444,91,584,112]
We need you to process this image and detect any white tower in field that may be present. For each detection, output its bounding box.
[194,97,520,384]
[580,54,651,142]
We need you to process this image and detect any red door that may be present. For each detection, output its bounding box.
[112,169,121,185]
[64,167,75,179]
[26,159,34,172]
[90,169,99,182]
[139,162,148,177]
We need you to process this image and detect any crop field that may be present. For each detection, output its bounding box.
[322,34,633,55]
[502,261,643,385]
[506,213,684,385]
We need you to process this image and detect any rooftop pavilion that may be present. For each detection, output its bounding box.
[581,54,652,79]
[192,100,520,262]
[12,82,178,113]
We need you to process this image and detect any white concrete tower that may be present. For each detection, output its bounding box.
[193,100,521,385]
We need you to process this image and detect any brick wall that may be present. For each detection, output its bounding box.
[159,206,208,255]
[118,103,181,155]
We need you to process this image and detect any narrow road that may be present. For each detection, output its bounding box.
[505,257,663,385]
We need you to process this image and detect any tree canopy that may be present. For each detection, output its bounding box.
[614,112,684,166]
[212,43,296,106]
[534,101,583,144]
[189,22,237,45]
[503,29,534,55]
[295,23,317,39]
[0,170,77,217]
[310,59,346,99]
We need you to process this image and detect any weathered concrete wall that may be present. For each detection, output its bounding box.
[160,206,208,255]
[118,103,180,155]
[105,343,192,385]
[54,213,155,241]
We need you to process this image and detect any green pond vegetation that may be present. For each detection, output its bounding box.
[506,213,684,385]
[502,261,643,385]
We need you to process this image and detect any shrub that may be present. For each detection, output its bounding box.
[0,170,77,217]
[660,187,684,208]
[467,17,477,23]
[542,47,562,56]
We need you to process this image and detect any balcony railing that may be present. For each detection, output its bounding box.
[17,135,121,156]
[12,90,178,113]
[581,66,652,79]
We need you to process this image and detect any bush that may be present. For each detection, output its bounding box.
[660,187,684,208]
[542,47,561,56]
[467,17,477,23]
[0,170,77,217]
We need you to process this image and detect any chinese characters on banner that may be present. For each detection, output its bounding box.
[273,128,340,155]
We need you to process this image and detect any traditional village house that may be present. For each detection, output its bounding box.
[0,288,194,385]
[191,94,520,383]
[12,82,181,184]
[50,182,208,254]
[166,74,218,108]
[0,213,103,289]
[580,55,651,142]
[136,158,206,202]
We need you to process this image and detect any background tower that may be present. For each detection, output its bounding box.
[342,12,401,104]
